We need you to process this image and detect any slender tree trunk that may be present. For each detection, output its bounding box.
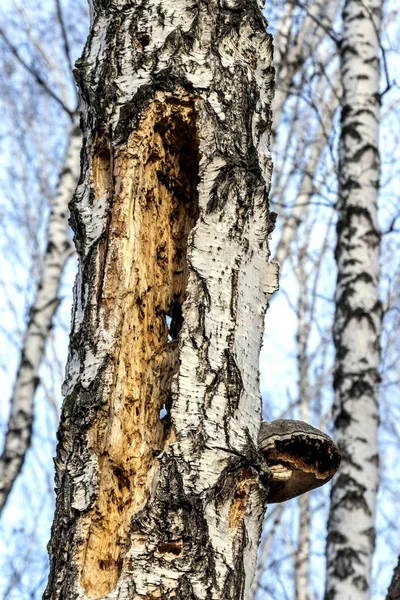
[296,494,311,600]
[0,115,80,514]
[295,242,311,600]
[250,505,284,598]
[273,0,295,72]
[325,0,382,598]
[44,2,277,599]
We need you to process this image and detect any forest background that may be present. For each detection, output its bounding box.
[0,0,399,598]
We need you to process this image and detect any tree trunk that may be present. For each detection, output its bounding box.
[295,242,311,600]
[250,505,284,598]
[44,1,277,599]
[0,115,80,514]
[325,0,382,598]
[296,494,311,600]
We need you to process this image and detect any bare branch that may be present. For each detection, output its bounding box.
[0,27,74,118]
[53,0,74,74]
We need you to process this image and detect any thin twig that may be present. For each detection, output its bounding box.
[0,27,73,118]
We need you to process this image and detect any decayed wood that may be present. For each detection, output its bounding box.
[44,1,277,599]
[325,0,383,597]
[78,97,199,596]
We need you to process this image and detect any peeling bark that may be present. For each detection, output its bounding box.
[0,116,80,514]
[44,2,276,599]
[325,0,382,598]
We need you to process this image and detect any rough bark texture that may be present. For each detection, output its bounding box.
[325,0,382,598]
[387,556,400,600]
[0,116,80,514]
[44,1,277,599]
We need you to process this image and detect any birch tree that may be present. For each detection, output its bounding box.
[44,0,278,597]
[253,0,400,597]
[0,2,87,594]
[0,1,81,514]
[325,0,383,597]
[295,226,312,600]
[252,4,341,593]
[0,117,80,514]
[2,0,399,597]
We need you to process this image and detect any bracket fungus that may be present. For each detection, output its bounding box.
[259,419,341,503]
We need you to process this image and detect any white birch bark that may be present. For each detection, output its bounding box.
[44,2,277,599]
[325,0,382,597]
[0,116,80,514]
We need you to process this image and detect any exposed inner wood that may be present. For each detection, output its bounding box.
[228,468,257,530]
[92,140,112,200]
[79,93,199,598]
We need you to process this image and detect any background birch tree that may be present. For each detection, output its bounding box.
[387,556,400,600]
[0,0,87,594]
[0,0,83,516]
[253,0,400,598]
[325,0,383,597]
